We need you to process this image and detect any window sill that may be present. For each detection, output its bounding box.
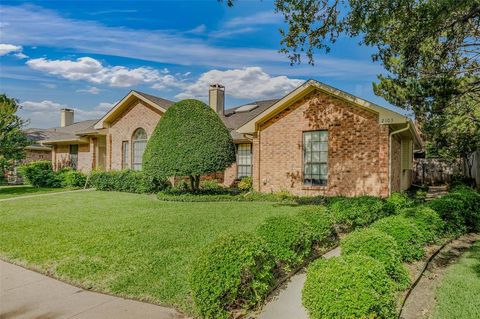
[302,185,327,191]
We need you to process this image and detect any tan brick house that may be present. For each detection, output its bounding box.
[31,80,421,197]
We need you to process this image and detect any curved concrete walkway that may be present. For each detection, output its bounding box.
[0,260,184,319]
[254,246,341,319]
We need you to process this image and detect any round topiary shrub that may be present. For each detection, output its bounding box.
[400,206,445,243]
[302,254,397,319]
[341,228,410,289]
[329,196,389,230]
[297,206,336,244]
[189,232,275,319]
[256,215,313,269]
[143,99,235,190]
[372,215,426,262]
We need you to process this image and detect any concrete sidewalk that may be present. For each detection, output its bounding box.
[0,260,184,319]
[255,246,341,319]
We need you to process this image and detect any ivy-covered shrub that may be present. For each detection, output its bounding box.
[256,215,313,270]
[341,228,410,289]
[372,215,426,262]
[302,254,396,319]
[385,192,413,213]
[297,206,336,244]
[89,170,169,193]
[400,206,445,243]
[18,160,61,187]
[237,176,253,191]
[60,168,87,188]
[189,232,274,319]
[449,186,480,231]
[329,196,389,231]
[428,194,467,235]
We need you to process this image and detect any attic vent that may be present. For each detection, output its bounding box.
[235,104,258,113]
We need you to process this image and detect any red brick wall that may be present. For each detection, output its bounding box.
[253,90,390,197]
[107,100,163,170]
[24,149,51,163]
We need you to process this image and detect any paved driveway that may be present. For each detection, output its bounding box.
[0,260,184,319]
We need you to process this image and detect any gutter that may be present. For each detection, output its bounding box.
[388,122,410,195]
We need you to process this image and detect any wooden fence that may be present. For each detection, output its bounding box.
[413,158,464,186]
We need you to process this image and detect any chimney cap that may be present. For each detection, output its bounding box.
[61,108,74,112]
[209,83,225,89]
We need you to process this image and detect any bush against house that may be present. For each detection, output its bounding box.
[18,161,88,188]
[89,170,169,194]
[143,99,236,190]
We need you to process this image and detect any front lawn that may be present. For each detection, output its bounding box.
[0,191,301,315]
[432,241,480,319]
[0,185,68,199]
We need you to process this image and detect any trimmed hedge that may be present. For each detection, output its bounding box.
[385,192,413,213]
[341,228,410,289]
[371,215,426,262]
[329,196,390,230]
[189,233,274,319]
[89,170,169,194]
[297,206,336,244]
[60,168,87,188]
[256,215,313,270]
[400,206,445,243]
[19,160,61,187]
[302,254,396,319]
[428,194,468,235]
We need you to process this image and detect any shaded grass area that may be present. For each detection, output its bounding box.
[0,191,301,315]
[432,241,480,319]
[0,185,68,199]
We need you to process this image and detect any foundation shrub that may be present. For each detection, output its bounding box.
[449,186,480,231]
[385,192,414,213]
[189,232,274,319]
[18,160,61,188]
[256,215,313,270]
[341,228,410,289]
[89,170,169,193]
[302,254,396,319]
[329,196,390,230]
[237,176,253,191]
[428,195,467,235]
[371,215,426,262]
[296,206,336,244]
[399,206,445,243]
[60,168,87,188]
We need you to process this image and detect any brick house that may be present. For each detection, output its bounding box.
[31,80,421,197]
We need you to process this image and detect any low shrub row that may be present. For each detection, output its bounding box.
[189,195,396,318]
[89,170,170,194]
[302,186,480,319]
[19,161,86,188]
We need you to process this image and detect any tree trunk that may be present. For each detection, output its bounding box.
[189,175,195,191]
[194,175,201,190]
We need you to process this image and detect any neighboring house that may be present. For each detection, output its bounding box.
[31,80,422,197]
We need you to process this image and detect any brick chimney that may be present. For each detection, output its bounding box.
[60,108,74,127]
[209,84,225,115]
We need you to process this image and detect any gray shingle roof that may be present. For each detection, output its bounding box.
[25,120,99,143]
[133,90,174,110]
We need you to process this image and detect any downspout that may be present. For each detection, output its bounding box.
[388,122,410,196]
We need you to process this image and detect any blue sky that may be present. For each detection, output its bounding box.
[0,0,405,128]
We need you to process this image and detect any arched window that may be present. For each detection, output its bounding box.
[132,128,147,170]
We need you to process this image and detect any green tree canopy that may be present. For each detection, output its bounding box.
[0,94,29,176]
[143,99,236,190]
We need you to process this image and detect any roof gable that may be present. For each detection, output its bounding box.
[94,91,173,129]
[237,80,409,134]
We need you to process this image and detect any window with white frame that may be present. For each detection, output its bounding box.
[132,128,147,171]
[237,143,252,178]
[122,141,129,169]
[303,131,328,186]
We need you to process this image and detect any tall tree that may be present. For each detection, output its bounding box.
[225,0,480,159]
[0,94,29,176]
[143,99,236,190]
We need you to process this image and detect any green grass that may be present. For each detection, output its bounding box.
[0,185,68,199]
[0,191,301,315]
[432,241,480,319]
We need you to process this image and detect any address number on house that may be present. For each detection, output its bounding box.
[379,117,395,124]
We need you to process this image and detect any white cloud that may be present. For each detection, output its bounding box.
[27,57,180,88]
[0,43,22,56]
[224,11,282,28]
[176,67,304,100]
[77,86,102,94]
[41,83,57,89]
[20,100,114,127]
